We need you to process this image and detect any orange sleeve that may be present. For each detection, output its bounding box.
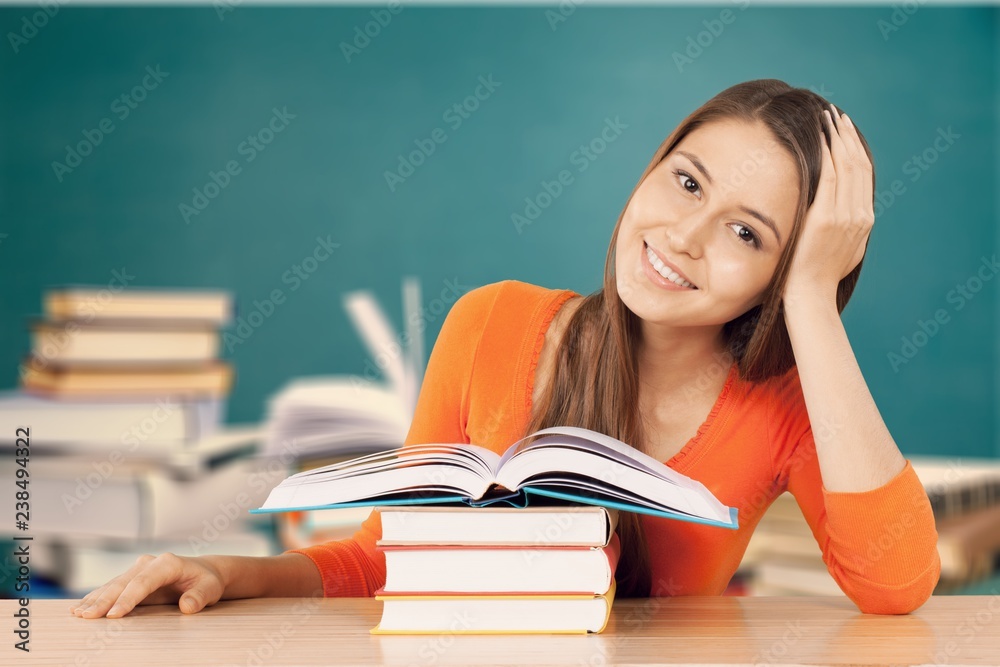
[778,428,941,614]
[283,282,503,597]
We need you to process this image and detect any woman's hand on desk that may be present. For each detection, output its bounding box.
[68,552,228,618]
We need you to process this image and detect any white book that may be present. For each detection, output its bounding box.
[0,454,271,540]
[378,504,618,547]
[378,542,618,595]
[0,391,222,451]
[372,582,615,635]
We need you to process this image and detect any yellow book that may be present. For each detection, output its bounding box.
[370,577,616,635]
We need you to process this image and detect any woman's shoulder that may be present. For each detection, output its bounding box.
[450,280,581,322]
[469,279,580,301]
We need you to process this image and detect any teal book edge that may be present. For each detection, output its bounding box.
[249,487,740,530]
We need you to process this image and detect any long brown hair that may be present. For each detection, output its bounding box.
[522,79,876,597]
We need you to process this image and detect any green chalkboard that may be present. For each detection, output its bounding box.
[0,5,995,457]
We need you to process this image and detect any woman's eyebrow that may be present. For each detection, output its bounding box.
[677,150,715,186]
[675,150,782,245]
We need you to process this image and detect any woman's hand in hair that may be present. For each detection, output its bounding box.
[784,103,874,304]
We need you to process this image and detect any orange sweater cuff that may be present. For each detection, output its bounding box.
[287,541,375,598]
[820,459,939,587]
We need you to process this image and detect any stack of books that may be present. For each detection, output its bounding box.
[252,424,741,633]
[736,456,1000,596]
[910,456,1000,593]
[370,504,619,634]
[22,287,234,398]
[0,287,273,596]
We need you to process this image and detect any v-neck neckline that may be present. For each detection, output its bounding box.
[521,288,739,474]
[659,360,739,472]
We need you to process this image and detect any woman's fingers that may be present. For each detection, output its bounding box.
[814,118,836,214]
[70,554,157,618]
[825,105,856,233]
[68,552,226,619]
[822,103,874,279]
[104,553,188,618]
[840,111,875,227]
[834,106,875,275]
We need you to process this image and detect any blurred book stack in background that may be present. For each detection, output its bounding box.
[261,277,422,551]
[24,287,234,398]
[1,287,271,597]
[370,504,618,634]
[732,456,1000,597]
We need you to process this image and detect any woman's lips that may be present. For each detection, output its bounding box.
[642,242,698,290]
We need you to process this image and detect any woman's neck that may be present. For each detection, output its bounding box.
[636,322,732,401]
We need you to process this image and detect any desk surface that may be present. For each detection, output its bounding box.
[4,595,999,666]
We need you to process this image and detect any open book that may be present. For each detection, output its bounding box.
[251,425,738,529]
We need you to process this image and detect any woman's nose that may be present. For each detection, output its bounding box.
[664,215,707,259]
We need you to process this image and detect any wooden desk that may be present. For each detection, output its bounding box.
[4,595,999,666]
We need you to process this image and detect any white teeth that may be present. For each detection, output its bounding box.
[646,245,694,288]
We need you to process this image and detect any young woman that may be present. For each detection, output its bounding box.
[71,79,940,619]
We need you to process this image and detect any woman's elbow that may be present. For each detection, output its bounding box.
[852,553,941,615]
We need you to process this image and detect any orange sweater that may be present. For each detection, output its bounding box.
[289,280,940,614]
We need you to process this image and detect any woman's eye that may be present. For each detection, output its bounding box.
[728,223,760,249]
[673,170,700,196]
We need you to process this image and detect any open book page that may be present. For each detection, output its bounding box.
[287,443,499,480]
[499,426,699,489]
[258,443,504,510]
[493,426,731,525]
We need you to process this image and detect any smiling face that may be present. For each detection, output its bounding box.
[615,117,801,329]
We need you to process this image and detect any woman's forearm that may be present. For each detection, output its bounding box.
[782,288,906,493]
[205,553,324,600]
